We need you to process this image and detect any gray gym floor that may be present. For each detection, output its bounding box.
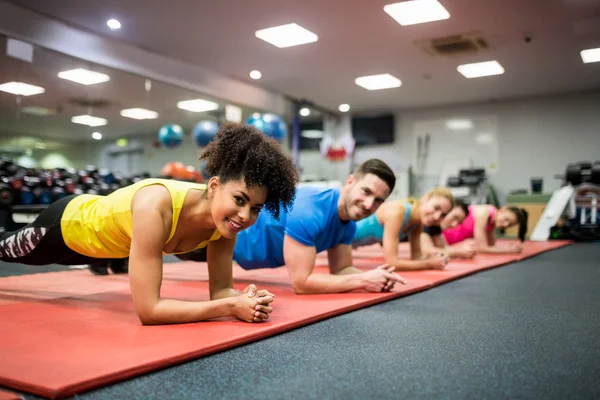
[2,243,599,400]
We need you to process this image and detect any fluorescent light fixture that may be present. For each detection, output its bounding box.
[120,108,159,120]
[177,99,219,112]
[255,23,318,48]
[446,119,473,130]
[58,68,110,85]
[250,70,262,79]
[301,130,324,139]
[107,19,121,30]
[581,48,600,64]
[338,104,350,112]
[92,132,103,140]
[300,107,311,116]
[20,106,55,116]
[457,60,505,78]
[71,115,107,127]
[384,0,450,26]
[0,81,45,96]
[355,73,402,90]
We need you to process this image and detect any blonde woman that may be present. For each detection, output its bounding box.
[352,188,455,271]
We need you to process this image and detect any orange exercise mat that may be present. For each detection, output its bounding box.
[0,240,571,399]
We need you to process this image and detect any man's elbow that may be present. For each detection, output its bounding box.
[291,278,310,295]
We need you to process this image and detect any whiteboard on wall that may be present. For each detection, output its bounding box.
[412,115,499,191]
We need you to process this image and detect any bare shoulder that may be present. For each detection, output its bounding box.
[474,205,490,220]
[131,184,173,216]
[378,200,405,224]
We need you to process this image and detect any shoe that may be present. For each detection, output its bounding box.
[109,258,129,274]
[88,262,109,275]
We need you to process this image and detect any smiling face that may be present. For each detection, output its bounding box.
[419,195,453,226]
[207,177,268,239]
[440,205,468,230]
[494,208,519,229]
[341,173,391,221]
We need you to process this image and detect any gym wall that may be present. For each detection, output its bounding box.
[298,89,599,202]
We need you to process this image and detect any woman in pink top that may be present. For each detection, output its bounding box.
[442,205,528,254]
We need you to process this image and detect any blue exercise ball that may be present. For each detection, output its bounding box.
[247,113,267,131]
[158,124,184,148]
[261,113,287,143]
[192,120,219,147]
[246,113,287,143]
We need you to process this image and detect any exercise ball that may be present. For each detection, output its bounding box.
[261,113,287,143]
[247,113,267,131]
[246,113,287,143]
[158,124,184,148]
[161,161,186,179]
[192,120,219,147]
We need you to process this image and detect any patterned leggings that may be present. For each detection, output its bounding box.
[0,195,100,266]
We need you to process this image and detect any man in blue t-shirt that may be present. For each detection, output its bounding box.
[176,159,406,294]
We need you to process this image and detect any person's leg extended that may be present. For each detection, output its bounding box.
[0,195,96,266]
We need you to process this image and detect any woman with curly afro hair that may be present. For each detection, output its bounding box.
[0,123,298,325]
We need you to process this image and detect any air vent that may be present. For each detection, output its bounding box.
[416,32,489,57]
[67,98,114,108]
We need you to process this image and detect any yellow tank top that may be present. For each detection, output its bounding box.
[61,178,221,258]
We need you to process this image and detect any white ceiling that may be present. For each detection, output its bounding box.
[7,0,600,114]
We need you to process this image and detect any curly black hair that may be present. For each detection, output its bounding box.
[199,122,298,220]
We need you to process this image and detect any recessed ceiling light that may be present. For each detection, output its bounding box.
[92,132,103,140]
[120,108,159,120]
[299,107,310,116]
[457,60,505,78]
[446,119,473,130]
[581,48,600,64]
[255,23,318,48]
[384,0,450,26]
[71,115,108,127]
[338,104,350,112]
[177,99,219,112]
[0,81,45,96]
[20,106,55,116]
[58,68,110,85]
[107,19,121,30]
[250,70,262,79]
[355,74,402,90]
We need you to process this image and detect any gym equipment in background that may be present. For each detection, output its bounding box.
[246,113,287,143]
[445,168,489,205]
[531,161,600,241]
[192,120,219,147]
[158,124,184,148]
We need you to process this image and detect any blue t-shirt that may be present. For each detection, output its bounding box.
[233,186,357,270]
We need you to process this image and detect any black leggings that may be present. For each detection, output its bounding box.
[0,195,103,266]
[174,247,208,262]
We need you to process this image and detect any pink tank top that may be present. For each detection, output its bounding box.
[442,205,497,245]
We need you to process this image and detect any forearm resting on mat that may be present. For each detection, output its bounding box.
[389,258,434,271]
[292,272,365,294]
[138,298,236,325]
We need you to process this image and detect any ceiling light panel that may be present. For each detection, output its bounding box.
[355,74,402,90]
[58,68,110,85]
[457,61,505,78]
[177,99,219,112]
[255,23,318,48]
[384,0,450,26]
[0,81,45,96]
